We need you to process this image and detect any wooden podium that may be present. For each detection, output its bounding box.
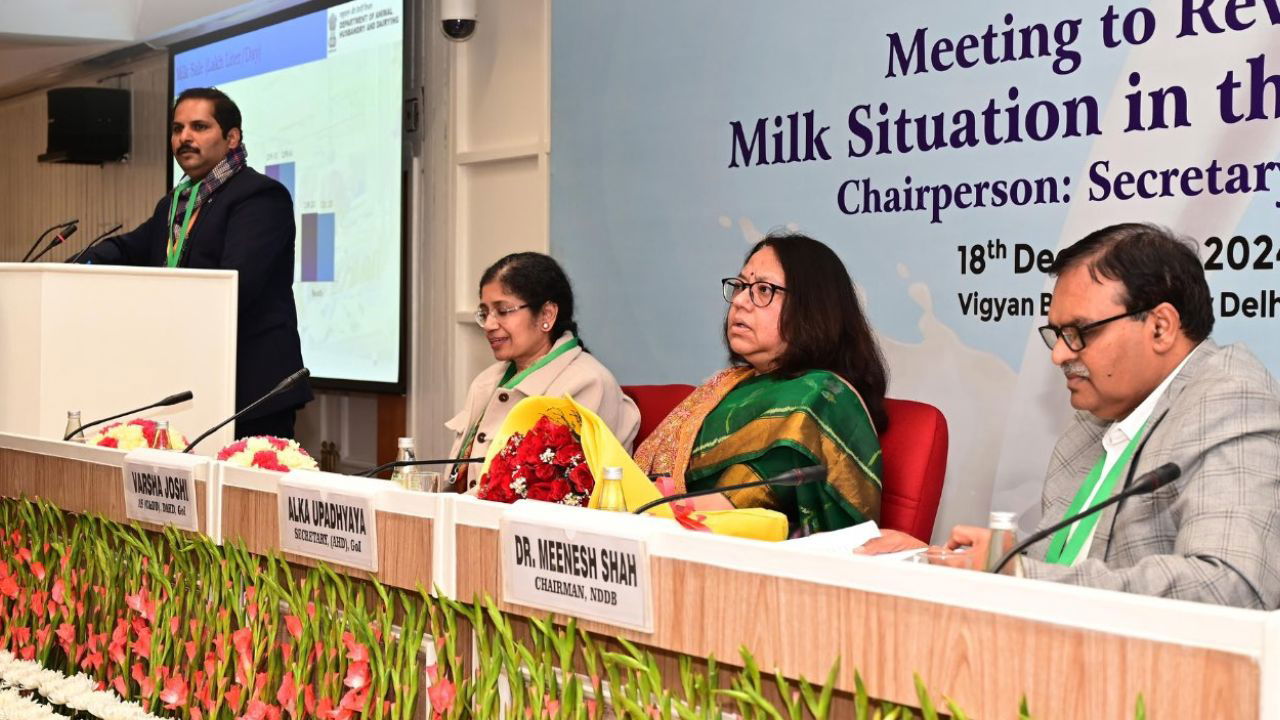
[0,263,238,453]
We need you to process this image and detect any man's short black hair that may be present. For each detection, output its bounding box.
[172,87,242,140]
[1048,223,1214,342]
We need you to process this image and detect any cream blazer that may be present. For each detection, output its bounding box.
[446,333,640,491]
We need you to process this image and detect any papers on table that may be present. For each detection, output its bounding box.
[782,520,926,561]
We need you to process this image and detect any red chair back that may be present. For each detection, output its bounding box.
[877,398,949,541]
[622,384,695,448]
[622,385,948,541]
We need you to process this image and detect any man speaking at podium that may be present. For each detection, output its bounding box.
[78,87,312,439]
[863,223,1280,609]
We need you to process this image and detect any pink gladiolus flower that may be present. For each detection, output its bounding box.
[19,645,34,660]
[232,627,253,656]
[545,698,560,716]
[17,547,31,563]
[245,585,257,602]
[56,622,75,647]
[343,661,370,690]
[170,616,181,634]
[186,641,197,661]
[227,685,243,711]
[0,574,18,599]
[131,626,152,659]
[29,561,45,581]
[303,685,317,715]
[427,677,456,713]
[242,699,269,720]
[160,674,189,708]
[284,615,302,640]
[112,675,128,698]
[306,601,316,618]
[339,686,369,712]
[276,672,296,713]
[248,602,258,620]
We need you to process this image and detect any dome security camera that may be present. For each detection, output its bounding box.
[442,0,477,40]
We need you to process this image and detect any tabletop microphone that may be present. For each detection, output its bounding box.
[991,462,1182,574]
[28,223,78,263]
[21,218,76,262]
[64,390,194,441]
[183,368,310,453]
[632,464,827,515]
[356,457,485,478]
[68,224,123,264]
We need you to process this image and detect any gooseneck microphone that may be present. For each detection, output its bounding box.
[28,224,78,263]
[632,464,827,515]
[21,219,76,262]
[991,462,1182,574]
[64,390,194,441]
[356,457,485,478]
[183,368,310,453]
[68,224,123,264]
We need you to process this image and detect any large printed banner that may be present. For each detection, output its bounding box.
[550,1,1280,538]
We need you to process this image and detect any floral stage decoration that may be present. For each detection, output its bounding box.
[477,415,594,505]
[0,650,164,719]
[88,419,187,452]
[216,436,318,472]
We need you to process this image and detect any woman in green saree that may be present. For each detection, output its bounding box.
[633,233,889,535]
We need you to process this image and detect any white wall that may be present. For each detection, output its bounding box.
[410,0,551,459]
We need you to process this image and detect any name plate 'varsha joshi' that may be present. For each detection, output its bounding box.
[121,449,202,532]
[501,513,653,633]
[277,472,379,572]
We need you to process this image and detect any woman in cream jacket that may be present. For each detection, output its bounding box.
[447,253,639,491]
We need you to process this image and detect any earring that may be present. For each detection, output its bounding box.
[542,323,550,331]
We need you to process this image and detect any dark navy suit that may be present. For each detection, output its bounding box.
[80,167,313,435]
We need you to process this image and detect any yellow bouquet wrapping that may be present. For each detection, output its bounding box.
[479,395,788,542]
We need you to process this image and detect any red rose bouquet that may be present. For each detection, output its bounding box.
[477,415,595,505]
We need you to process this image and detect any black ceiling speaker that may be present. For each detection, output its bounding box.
[38,87,131,165]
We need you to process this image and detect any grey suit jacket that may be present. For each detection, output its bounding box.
[1021,340,1280,609]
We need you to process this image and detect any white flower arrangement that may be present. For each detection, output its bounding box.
[0,651,164,720]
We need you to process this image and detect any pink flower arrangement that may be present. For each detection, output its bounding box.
[88,419,187,451]
[217,436,318,472]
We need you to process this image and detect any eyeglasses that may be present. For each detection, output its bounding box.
[722,278,787,308]
[474,304,529,327]
[1038,308,1149,352]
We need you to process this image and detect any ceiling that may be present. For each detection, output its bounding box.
[0,0,310,97]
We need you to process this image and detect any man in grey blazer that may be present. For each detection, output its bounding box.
[862,223,1280,609]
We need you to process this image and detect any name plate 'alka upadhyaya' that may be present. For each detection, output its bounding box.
[121,448,203,532]
[277,470,380,572]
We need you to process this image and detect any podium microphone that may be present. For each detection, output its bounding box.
[356,457,484,478]
[68,224,123,264]
[21,218,76,262]
[27,223,78,263]
[64,390,194,440]
[991,462,1181,574]
[183,368,310,453]
[632,465,827,515]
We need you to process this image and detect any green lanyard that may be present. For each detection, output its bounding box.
[452,336,581,473]
[166,179,202,267]
[1045,422,1149,565]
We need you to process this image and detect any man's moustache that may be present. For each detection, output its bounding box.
[1061,362,1090,379]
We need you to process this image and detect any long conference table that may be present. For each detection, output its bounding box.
[1,431,1276,718]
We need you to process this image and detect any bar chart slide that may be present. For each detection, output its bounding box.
[301,212,335,282]
[265,162,296,200]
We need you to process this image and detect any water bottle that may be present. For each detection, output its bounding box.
[985,511,1018,572]
[597,466,626,512]
[64,411,86,443]
[389,436,416,487]
[151,420,172,450]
